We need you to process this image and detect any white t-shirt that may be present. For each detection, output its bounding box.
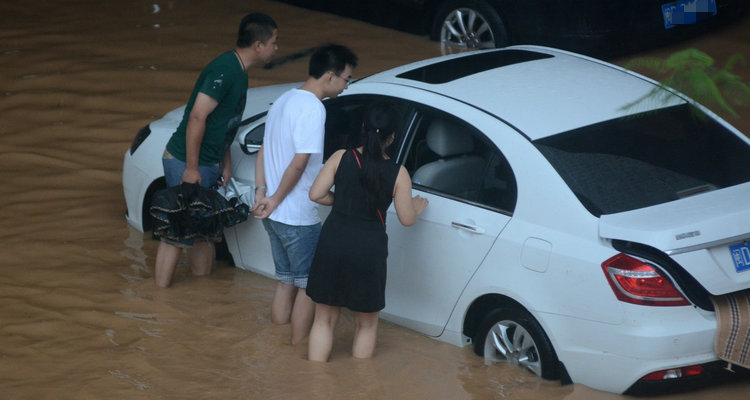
[263,88,325,226]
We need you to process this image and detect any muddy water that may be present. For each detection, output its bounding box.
[1,0,749,398]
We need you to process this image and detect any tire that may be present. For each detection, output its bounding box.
[473,306,560,380]
[432,0,508,51]
[142,178,166,232]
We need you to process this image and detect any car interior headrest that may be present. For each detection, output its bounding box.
[426,119,473,157]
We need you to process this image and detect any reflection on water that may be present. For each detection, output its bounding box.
[1,0,749,398]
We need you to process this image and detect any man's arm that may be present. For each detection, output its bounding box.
[182,92,219,184]
[252,153,311,219]
[220,149,232,186]
[251,144,267,214]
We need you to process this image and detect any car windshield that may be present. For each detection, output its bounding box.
[534,103,750,216]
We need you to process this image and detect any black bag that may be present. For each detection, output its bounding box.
[149,182,249,244]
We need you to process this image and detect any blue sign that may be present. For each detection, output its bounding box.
[662,0,717,29]
[730,242,750,273]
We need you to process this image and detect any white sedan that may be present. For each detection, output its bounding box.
[123,45,750,394]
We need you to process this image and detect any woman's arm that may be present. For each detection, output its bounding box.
[309,149,346,206]
[392,166,428,226]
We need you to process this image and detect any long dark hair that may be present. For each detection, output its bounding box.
[358,101,400,209]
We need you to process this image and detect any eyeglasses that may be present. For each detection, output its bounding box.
[335,73,353,85]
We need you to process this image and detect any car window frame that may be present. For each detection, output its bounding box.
[397,104,517,216]
[321,94,417,161]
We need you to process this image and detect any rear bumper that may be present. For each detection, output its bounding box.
[541,307,718,393]
[625,360,750,395]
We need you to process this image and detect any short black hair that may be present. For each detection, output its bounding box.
[237,13,277,48]
[308,44,358,79]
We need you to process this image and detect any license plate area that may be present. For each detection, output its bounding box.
[661,0,717,29]
[729,241,750,273]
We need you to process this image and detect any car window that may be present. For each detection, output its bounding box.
[403,111,516,213]
[534,103,750,216]
[323,95,413,160]
[238,97,413,160]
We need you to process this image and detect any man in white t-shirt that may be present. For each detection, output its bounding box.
[252,44,358,345]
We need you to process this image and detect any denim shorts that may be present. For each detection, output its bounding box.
[161,155,222,247]
[162,155,222,188]
[262,218,321,288]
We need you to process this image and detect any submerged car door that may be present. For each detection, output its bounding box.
[384,105,516,337]
[225,117,278,277]
[228,94,416,276]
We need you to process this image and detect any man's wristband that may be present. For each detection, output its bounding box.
[255,185,267,192]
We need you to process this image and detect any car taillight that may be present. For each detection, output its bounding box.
[130,125,151,155]
[601,253,690,306]
[641,365,705,381]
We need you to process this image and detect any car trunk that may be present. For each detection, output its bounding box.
[599,182,750,297]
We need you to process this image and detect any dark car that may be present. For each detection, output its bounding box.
[276,0,747,57]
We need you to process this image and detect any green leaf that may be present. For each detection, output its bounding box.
[622,49,748,119]
[663,48,714,72]
[725,54,747,72]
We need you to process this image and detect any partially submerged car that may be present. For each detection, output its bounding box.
[123,45,750,394]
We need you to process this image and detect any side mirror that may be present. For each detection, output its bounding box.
[238,123,265,155]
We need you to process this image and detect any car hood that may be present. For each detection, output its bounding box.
[599,182,750,295]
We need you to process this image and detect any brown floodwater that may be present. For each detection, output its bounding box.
[1,0,749,398]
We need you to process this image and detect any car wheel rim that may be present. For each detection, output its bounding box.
[440,8,496,49]
[483,319,543,376]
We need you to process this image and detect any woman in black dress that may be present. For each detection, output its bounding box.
[306,101,428,361]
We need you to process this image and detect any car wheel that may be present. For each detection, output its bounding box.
[433,0,508,51]
[473,306,560,380]
[142,178,166,231]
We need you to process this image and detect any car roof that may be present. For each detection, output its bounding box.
[357,45,686,140]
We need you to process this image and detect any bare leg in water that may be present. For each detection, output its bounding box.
[352,311,379,359]
[308,303,341,361]
[271,282,315,344]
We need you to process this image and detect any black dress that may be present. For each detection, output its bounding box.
[307,150,400,313]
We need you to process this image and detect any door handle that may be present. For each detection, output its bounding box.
[451,221,485,234]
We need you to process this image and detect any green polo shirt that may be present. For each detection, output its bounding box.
[166,51,247,166]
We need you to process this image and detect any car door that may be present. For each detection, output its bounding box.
[226,94,415,275]
[224,117,277,276]
[383,106,517,337]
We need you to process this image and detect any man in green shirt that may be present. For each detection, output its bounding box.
[155,13,279,288]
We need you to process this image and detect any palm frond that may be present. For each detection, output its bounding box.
[663,48,714,73]
[621,49,749,119]
[725,53,747,72]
